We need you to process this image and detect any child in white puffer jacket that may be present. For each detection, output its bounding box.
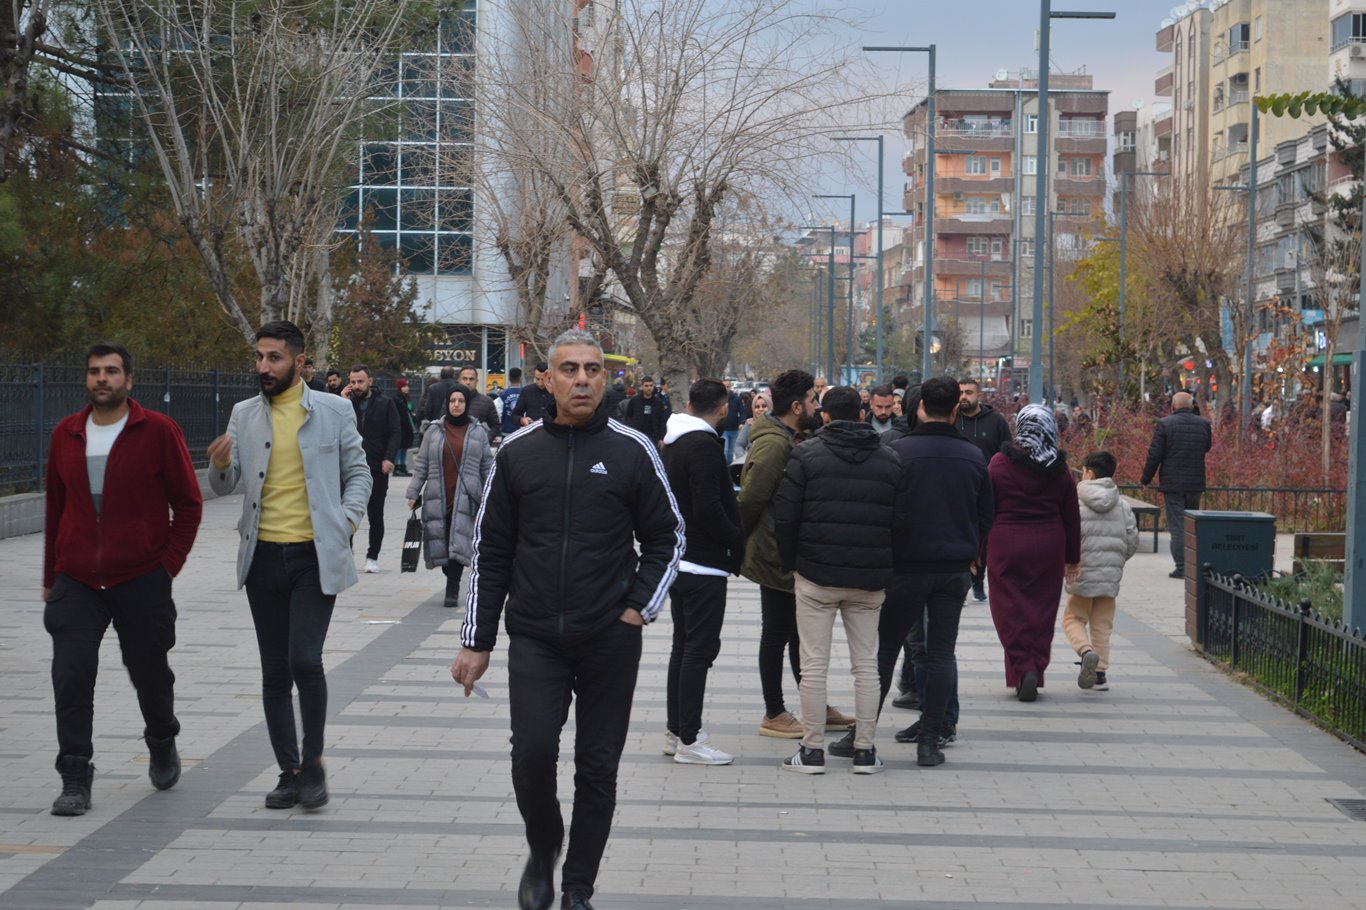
[1063,451,1139,691]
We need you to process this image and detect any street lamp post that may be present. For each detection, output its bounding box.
[800,223,840,383]
[978,255,987,378]
[834,136,886,381]
[866,45,936,381]
[816,194,856,383]
[1030,3,1115,402]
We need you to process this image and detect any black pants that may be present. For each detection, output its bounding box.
[365,469,389,560]
[1164,491,1201,569]
[44,568,179,767]
[877,576,916,710]
[758,585,801,717]
[442,561,465,602]
[245,542,336,771]
[508,621,642,899]
[666,573,727,744]
[902,572,971,739]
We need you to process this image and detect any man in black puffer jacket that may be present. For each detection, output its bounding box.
[1141,390,1212,578]
[661,379,745,766]
[773,386,906,776]
[452,329,684,910]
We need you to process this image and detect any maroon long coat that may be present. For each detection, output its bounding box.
[986,449,1081,688]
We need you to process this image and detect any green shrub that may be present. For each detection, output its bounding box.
[1257,560,1343,621]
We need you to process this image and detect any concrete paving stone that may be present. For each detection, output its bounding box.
[3,496,1366,908]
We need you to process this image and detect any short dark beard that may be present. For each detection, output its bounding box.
[960,401,980,416]
[260,365,298,397]
[87,387,129,413]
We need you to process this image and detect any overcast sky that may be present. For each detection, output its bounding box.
[817,0,1182,221]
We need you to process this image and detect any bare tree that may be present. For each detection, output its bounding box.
[1125,177,1246,409]
[93,0,422,344]
[481,0,899,392]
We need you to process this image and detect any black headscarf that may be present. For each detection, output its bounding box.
[444,385,472,427]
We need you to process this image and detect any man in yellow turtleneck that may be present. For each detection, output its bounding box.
[208,321,370,813]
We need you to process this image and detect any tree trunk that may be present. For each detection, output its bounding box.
[311,247,334,368]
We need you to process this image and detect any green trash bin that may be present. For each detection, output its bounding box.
[1183,510,1276,646]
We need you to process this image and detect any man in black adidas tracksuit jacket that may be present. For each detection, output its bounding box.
[452,330,684,910]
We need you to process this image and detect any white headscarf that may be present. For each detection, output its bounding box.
[1012,403,1060,468]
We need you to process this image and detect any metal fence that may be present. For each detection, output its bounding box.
[1203,570,1365,752]
[1118,485,1346,533]
[0,360,423,495]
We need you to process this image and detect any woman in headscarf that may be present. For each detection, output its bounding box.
[406,385,494,608]
[986,403,1081,701]
[730,389,771,466]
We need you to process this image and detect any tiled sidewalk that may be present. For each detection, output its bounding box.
[1,492,1364,909]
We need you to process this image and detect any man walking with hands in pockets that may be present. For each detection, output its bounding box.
[451,329,684,910]
[208,321,371,811]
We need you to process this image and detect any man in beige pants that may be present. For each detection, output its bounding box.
[772,387,906,774]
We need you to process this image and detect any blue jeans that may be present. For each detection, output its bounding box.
[722,429,738,464]
[245,541,336,771]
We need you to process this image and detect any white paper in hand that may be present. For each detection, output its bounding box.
[470,683,490,699]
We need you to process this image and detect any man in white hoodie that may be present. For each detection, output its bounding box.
[1062,450,1139,691]
[661,380,745,764]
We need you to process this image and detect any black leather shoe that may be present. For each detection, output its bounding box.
[892,691,919,710]
[146,735,181,791]
[265,770,298,809]
[917,739,945,767]
[518,851,556,910]
[298,763,328,810]
[1017,672,1039,703]
[561,893,595,910]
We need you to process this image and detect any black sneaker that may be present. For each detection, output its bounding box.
[826,730,855,758]
[894,720,921,744]
[917,739,945,767]
[1168,567,1185,578]
[1016,671,1039,702]
[146,735,181,791]
[896,720,951,747]
[298,763,328,810]
[972,582,987,602]
[264,770,298,809]
[1093,671,1109,691]
[941,724,957,746]
[851,747,884,775]
[781,745,825,774]
[561,892,595,910]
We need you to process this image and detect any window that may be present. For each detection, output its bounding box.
[964,195,1000,215]
[1018,239,1034,257]
[1022,155,1038,175]
[965,155,987,175]
[966,278,984,300]
[1025,114,1038,134]
[1254,67,1261,92]
[1071,158,1093,177]
[1057,158,1068,177]
[1019,318,1033,339]
[991,279,1007,300]
[967,236,989,256]
[1118,131,1135,151]
[1254,16,1262,41]
[990,157,1002,176]
[1228,23,1249,52]
[991,237,1004,259]
[1332,13,1366,51]
[1021,197,1036,216]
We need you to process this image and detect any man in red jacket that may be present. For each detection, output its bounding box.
[42,343,202,816]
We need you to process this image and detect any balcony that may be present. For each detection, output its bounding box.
[1057,134,1107,155]
[938,118,1012,137]
[1155,66,1173,97]
[934,257,1014,278]
[1156,23,1174,52]
[1057,119,1104,137]
[1154,113,1173,137]
[1054,176,1105,196]
[937,175,1013,194]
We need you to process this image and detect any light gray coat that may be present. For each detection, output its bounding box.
[1065,477,1140,599]
[405,420,494,569]
[209,382,372,595]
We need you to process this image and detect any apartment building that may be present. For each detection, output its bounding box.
[900,70,1108,381]
[1156,0,1329,191]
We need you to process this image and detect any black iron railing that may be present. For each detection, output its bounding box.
[1118,485,1346,533]
[0,359,421,495]
[1202,569,1365,752]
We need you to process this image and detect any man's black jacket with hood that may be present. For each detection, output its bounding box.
[772,420,906,591]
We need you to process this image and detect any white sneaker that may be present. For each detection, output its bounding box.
[364,558,380,574]
[662,731,678,756]
[674,731,734,766]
